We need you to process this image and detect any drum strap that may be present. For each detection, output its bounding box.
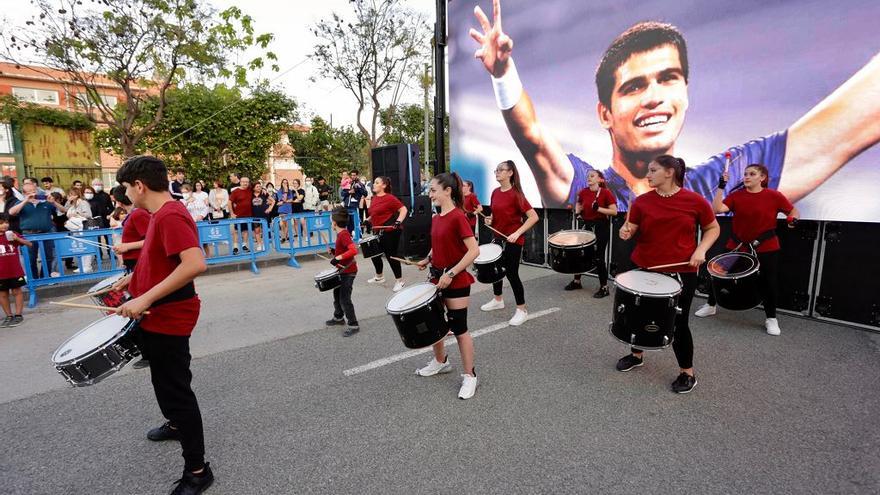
[152,282,196,307]
[731,228,776,248]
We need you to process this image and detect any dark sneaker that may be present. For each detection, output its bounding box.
[342,326,360,337]
[170,462,214,495]
[615,354,644,372]
[132,359,150,369]
[593,287,609,299]
[232,248,239,255]
[8,315,23,327]
[563,280,582,291]
[0,316,12,328]
[147,421,181,442]
[242,245,250,253]
[671,373,697,394]
[326,318,345,326]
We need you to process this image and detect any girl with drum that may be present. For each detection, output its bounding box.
[565,170,618,297]
[617,155,719,394]
[694,164,799,335]
[363,176,409,292]
[481,160,540,326]
[415,172,481,399]
[462,180,482,231]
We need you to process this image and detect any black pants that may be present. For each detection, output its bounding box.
[333,273,358,326]
[632,272,697,369]
[707,250,779,318]
[492,242,526,306]
[140,329,205,472]
[371,230,402,279]
[574,219,610,287]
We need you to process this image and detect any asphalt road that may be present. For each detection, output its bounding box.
[1,258,878,494]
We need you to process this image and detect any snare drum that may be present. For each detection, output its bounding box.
[547,230,596,274]
[385,282,448,349]
[51,314,141,386]
[610,270,682,350]
[473,243,505,284]
[87,273,131,315]
[707,251,762,310]
[315,267,342,292]
[359,234,383,259]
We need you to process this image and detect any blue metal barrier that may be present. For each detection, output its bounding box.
[20,228,125,307]
[271,211,361,268]
[198,218,270,274]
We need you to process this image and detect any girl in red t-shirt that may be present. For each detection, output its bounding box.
[617,155,720,394]
[695,164,800,336]
[481,160,539,327]
[461,180,482,230]
[566,170,618,297]
[415,172,481,399]
[363,177,408,292]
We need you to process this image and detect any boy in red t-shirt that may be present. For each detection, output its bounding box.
[0,213,32,327]
[325,207,360,336]
[112,155,213,494]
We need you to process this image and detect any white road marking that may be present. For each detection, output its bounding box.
[343,307,561,376]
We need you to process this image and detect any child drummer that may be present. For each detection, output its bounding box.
[0,213,32,327]
[326,207,360,337]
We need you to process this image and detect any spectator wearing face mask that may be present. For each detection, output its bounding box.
[180,183,209,222]
[89,179,114,228]
[303,178,320,213]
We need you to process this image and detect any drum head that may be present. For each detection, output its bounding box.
[87,272,125,294]
[386,282,437,313]
[52,315,131,364]
[315,267,340,279]
[475,243,503,262]
[360,235,378,243]
[615,270,681,296]
[708,252,759,278]
[548,230,595,247]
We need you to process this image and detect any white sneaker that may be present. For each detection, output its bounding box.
[366,276,386,284]
[458,374,478,400]
[694,304,717,318]
[392,280,405,292]
[765,318,781,336]
[480,298,505,312]
[50,271,60,278]
[509,308,528,326]
[415,357,452,377]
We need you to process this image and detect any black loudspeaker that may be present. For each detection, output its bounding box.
[813,221,880,327]
[547,208,575,237]
[775,219,819,314]
[400,195,432,258]
[371,144,420,207]
[609,213,635,276]
[521,208,545,265]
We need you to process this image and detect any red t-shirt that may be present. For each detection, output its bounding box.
[120,208,150,261]
[723,188,794,253]
[368,194,404,230]
[334,229,358,274]
[577,187,616,221]
[0,235,25,279]
[628,189,716,273]
[129,201,201,336]
[430,208,475,289]
[229,187,253,218]
[490,187,533,246]
[463,193,481,228]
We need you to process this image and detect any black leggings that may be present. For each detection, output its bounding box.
[574,219,610,287]
[707,250,779,318]
[632,272,697,369]
[492,242,525,306]
[371,229,402,279]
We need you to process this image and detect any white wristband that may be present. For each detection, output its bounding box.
[491,59,523,111]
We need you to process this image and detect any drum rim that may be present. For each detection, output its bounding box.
[614,271,682,297]
[607,322,674,351]
[359,235,380,243]
[315,268,342,280]
[86,272,125,294]
[51,315,136,365]
[474,243,503,264]
[386,283,439,314]
[547,229,596,249]
[707,251,760,279]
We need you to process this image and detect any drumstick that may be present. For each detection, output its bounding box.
[315,253,332,261]
[60,286,115,303]
[645,261,692,271]
[391,256,418,266]
[724,151,731,173]
[65,236,113,249]
[371,225,397,230]
[50,301,150,314]
[476,212,508,238]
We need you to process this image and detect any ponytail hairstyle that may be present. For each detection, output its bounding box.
[499,159,526,199]
[434,172,464,208]
[589,169,607,188]
[745,164,770,188]
[376,176,393,194]
[464,180,475,194]
[653,154,686,187]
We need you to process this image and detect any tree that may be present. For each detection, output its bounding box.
[311,0,429,148]
[288,116,369,185]
[1,0,278,157]
[97,83,297,182]
[379,103,449,168]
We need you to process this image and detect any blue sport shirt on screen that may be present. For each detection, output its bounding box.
[566,130,788,210]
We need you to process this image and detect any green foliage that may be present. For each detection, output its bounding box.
[288,117,370,184]
[379,103,449,169]
[0,94,95,131]
[97,84,297,182]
